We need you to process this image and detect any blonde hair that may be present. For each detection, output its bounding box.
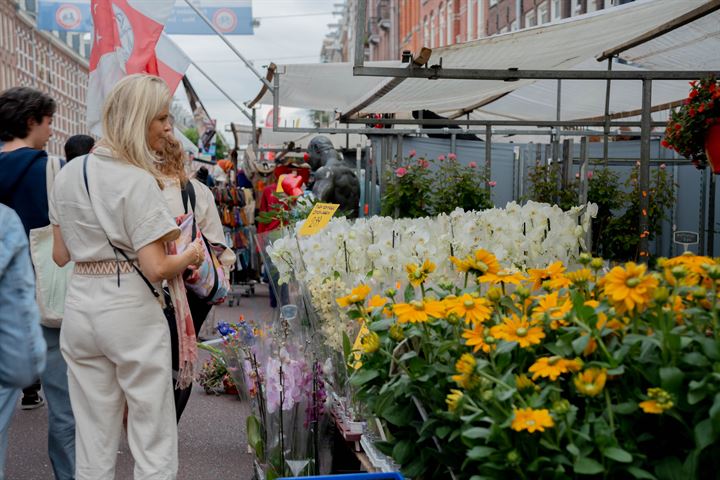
[99,74,171,181]
[157,135,189,186]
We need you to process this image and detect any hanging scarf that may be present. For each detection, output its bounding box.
[165,241,198,389]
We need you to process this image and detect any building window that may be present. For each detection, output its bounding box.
[439,3,445,46]
[525,10,536,27]
[489,0,497,6]
[430,11,436,48]
[477,0,484,38]
[446,0,453,45]
[423,16,429,45]
[552,0,562,19]
[466,0,473,41]
[538,1,550,24]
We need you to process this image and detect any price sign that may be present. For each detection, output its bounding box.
[673,231,698,245]
[298,203,339,236]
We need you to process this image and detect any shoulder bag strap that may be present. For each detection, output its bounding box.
[82,155,160,299]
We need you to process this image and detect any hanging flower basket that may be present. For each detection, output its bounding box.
[662,76,720,172]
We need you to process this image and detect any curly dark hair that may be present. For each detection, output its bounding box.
[0,87,56,141]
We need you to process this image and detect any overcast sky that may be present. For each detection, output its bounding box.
[170,0,337,134]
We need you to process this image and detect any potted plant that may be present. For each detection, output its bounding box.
[663,76,720,171]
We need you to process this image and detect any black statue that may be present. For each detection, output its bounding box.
[307,136,360,218]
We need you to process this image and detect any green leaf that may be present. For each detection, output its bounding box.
[654,457,685,480]
[694,418,715,451]
[370,318,394,331]
[572,335,591,355]
[659,366,684,393]
[614,402,638,415]
[436,425,452,439]
[404,283,415,303]
[392,439,414,464]
[607,365,625,376]
[342,332,352,365]
[573,457,604,475]
[246,415,264,460]
[398,351,418,362]
[566,443,580,457]
[349,369,379,387]
[462,427,491,440]
[382,405,414,427]
[710,393,720,431]
[628,466,657,479]
[681,352,710,368]
[603,446,633,463]
[467,446,496,460]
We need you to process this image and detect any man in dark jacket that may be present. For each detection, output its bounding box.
[0,87,75,480]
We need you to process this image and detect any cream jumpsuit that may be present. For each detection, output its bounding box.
[49,148,180,480]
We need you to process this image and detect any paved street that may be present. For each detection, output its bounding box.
[5,285,275,480]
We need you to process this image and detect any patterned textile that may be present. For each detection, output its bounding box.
[74,260,137,276]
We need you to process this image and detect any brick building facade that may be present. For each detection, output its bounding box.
[0,1,89,157]
[325,0,634,62]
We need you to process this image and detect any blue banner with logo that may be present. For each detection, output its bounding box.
[37,0,254,35]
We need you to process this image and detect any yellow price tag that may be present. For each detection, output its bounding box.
[275,174,288,193]
[351,322,370,370]
[298,202,339,236]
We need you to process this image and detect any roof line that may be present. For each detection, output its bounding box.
[575,99,685,122]
[597,0,720,61]
[340,47,432,120]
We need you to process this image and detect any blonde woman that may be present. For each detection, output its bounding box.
[157,135,235,421]
[49,74,203,480]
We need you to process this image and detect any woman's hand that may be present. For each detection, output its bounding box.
[186,237,205,268]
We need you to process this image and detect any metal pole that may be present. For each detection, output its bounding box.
[273,73,280,131]
[485,125,492,193]
[183,0,272,90]
[354,0,367,68]
[700,168,707,255]
[709,172,716,256]
[252,108,258,161]
[450,134,457,155]
[189,60,253,122]
[603,57,613,166]
[554,79,561,163]
[638,79,652,262]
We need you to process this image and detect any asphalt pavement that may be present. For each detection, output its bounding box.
[4,284,275,480]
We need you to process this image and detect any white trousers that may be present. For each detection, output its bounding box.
[60,273,177,480]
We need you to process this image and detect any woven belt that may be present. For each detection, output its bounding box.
[74,260,138,276]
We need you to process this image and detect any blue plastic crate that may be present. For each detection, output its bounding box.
[277,473,404,480]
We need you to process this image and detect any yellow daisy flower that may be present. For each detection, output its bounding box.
[336,284,372,308]
[527,261,567,291]
[528,356,582,381]
[532,292,572,329]
[368,295,388,309]
[446,294,492,325]
[573,368,607,397]
[639,387,673,414]
[360,331,381,354]
[490,314,545,348]
[601,262,658,313]
[511,408,554,433]
[663,253,715,287]
[514,374,538,392]
[478,269,526,286]
[451,249,500,278]
[393,299,446,324]
[446,389,464,413]
[566,268,593,285]
[405,259,436,287]
[451,353,478,389]
[462,323,496,354]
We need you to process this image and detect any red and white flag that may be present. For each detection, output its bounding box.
[88,0,190,134]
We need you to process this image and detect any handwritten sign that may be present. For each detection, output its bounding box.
[351,322,370,370]
[299,202,339,236]
[275,174,288,193]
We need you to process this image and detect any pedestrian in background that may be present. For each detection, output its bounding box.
[0,205,47,480]
[157,134,235,421]
[49,74,204,480]
[64,135,94,162]
[0,86,76,480]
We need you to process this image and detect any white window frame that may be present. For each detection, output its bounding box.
[467,0,473,42]
[537,1,549,24]
[552,0,561,19]
[477,0,485,38]
[446,0,454,45]
[430,11,436,48]
[525,10,536,27]
[439,3,446,46]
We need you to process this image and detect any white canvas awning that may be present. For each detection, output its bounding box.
[251,0,719,120]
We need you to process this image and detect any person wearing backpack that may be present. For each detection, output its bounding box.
[157,134,235,421]
[0,87,75,480]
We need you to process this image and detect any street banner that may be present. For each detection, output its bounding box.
[87,0,178,133]
[38,0,254,35]
[182,76,216,161]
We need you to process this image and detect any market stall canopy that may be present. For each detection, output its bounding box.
[250,0,719,120]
